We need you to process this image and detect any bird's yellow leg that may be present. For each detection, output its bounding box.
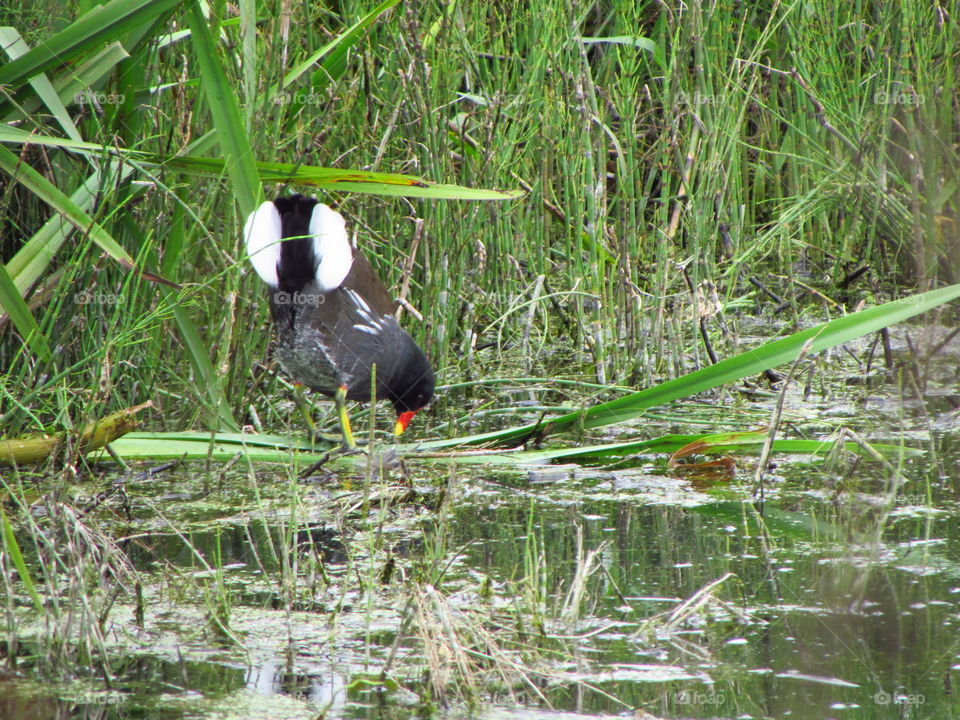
[293,383,343,446]
[293,383,320,435]
[335,384,357,450]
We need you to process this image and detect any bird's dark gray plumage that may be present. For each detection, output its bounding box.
[245,194,434,429]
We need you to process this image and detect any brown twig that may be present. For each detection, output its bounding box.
[394,217,423,322]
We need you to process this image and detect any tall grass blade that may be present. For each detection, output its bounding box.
[282,0,400,90]
[0,505,43,613]
[164,291,240,431]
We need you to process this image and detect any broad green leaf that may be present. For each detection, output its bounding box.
[187,2,261,218]
[0,144,175,299]
[238,0,257,120]
[3,130,204,298]
[0,261,52,365]
[578,35,663,71]
[426,437,917,466]
[50,42,131,112]
[579,35,657,52]
[0,27,83,142]
[93,429,918,465]
[6,165,125,296]
[0,0,183,91]
[0,144,137,268]
[173,156,523,199]
[0,125,523,200]
[4,41,130,133]
[94,430,329,463]
[440,284,960,447]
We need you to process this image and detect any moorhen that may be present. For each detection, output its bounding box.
[244,194,434,447]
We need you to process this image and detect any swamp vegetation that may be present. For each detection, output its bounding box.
[1,0,959,718]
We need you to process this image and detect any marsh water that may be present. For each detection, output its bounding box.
[3,333,960,720]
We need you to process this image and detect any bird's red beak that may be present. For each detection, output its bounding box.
[394,410,418,436]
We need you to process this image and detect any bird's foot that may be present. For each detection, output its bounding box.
[308,428,342,446]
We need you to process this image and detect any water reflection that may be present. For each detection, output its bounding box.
[245,657,346,707]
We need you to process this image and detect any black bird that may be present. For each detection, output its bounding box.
[244,194,434,446]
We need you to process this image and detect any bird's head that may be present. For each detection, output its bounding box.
[390,356,435,436]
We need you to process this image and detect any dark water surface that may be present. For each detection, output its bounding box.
[3,346,960,720]
[3,436,959,720]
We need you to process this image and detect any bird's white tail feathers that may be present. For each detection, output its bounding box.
[308,203,353,291]
[243,199,353,291]
[244,201,283,288]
